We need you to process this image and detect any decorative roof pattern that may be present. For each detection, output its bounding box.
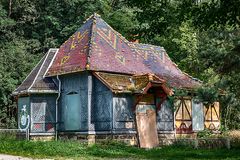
[13,49,58,95]
[129,43,200,89]
[46,14,201,89]
[47,19,92,75]
[89,15,151,74]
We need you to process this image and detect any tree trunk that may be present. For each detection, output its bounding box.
[224,105,229,129]
[8,0,12,17]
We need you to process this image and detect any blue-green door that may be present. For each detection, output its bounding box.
[64,93,81,130]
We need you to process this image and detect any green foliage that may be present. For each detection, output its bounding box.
[173,88,189,97]
[197,129,214,138]
[0,106,16,128]
[172,20,201,77]
[104,6,139,39]
[220,93,240,130]
[196,87,219,106]
[0,3,39,128]
[167,96,175,111]
[198,25,240,75]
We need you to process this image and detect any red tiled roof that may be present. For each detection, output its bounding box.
[46,14,201,89]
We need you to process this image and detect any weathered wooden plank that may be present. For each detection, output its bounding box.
[156,99,174,131]
[192,100,204,131]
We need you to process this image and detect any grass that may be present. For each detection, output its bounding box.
[0,137,239,159]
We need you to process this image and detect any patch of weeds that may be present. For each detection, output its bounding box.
[0,131,17,140]
[197,129,214,138]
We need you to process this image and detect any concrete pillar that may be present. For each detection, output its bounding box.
[88,135,96,145]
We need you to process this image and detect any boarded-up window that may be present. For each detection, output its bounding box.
[156,99,174,131]
[31,97,55,133]
[92,91,112,131]
[192,100,204,131]
[113,95,134,130]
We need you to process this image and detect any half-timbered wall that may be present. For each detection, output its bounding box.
[175,97,193,134]
[175,97,220,133]
[59,72,88,131]
[113,94,134,131]
[30,95,56,133]
[204,102,220,130]
[91,77,113,131]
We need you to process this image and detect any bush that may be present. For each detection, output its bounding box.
[227,130,240,149]
[197,129,214,138]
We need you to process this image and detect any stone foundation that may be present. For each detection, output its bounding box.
[111,134,137,145]
[58,132,138,145]
[58,133,88,142]
[158,132,176,145]
[22,131,229,149]
[30,135,55,141]
[176,133,197,139]
[28,131,197,146]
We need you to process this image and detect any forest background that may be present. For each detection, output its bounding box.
[0,0,239,130]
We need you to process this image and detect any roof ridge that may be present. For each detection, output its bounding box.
[28,49,51,91]
[97,16,129,44]
[43,48,59,77]
[128,42,164,49]
[87,14,134,71]
[86,14,98,69]
[61,14,96,46]
[83,12,101,23]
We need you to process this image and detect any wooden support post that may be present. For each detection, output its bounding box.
[226,138,231,149]
[87,73,94,132]
[194,139,198,149]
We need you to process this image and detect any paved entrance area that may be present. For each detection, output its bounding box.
[0,155,55,160]
[0,154,32,160]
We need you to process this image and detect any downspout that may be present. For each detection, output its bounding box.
[56,75,61,141]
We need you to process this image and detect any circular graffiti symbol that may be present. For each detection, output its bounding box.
[20,105,28,126]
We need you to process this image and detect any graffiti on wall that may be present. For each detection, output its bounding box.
[18,97,30,131]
